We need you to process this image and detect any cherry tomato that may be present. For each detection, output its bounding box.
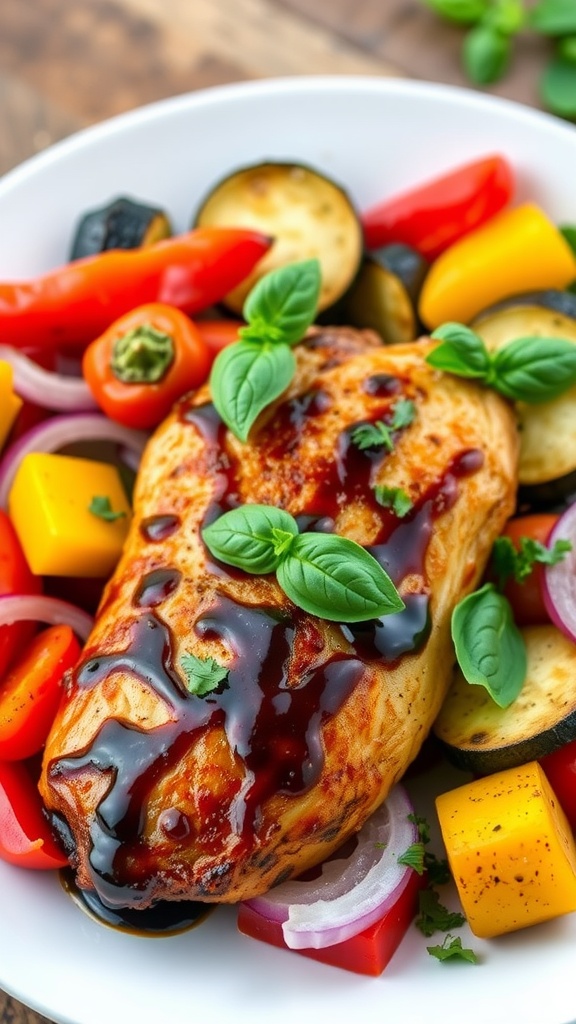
[0,759,68,869]
[0,510,43,677]
[499,513,560,626]
[0,624,81,760]
[237,868,423,976]
[82,302,212,429]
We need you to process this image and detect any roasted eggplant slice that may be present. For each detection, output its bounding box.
[70,196,172,259]
[336,244,428,345]
[193,162,363,315]
[471,293,576,491]
[434,624,576,774]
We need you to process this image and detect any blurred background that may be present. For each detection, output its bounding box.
[0,0,561,178]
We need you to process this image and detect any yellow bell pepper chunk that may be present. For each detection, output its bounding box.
[0,361,23,451]
[435,761,576,939]
[8,452,131,577]
[419,203,576,329]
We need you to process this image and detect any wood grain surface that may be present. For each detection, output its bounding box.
[0,1,564,1022]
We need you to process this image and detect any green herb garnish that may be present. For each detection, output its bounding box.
[209,260,321,441]
[416,888,467,937]
[401,814,451,882]
[201,504,404,623]
[374,485,413,518]
[180,653,229,696]
[427,322,576,403]
[351,399,416,453]
[427,934,479,964]
[492,534,572,588]
[89,495,127,522]
[451,582,527,708]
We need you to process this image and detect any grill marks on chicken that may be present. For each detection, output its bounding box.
[40,327,519,909]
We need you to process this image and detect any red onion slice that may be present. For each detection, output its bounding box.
[0,413,148,509]
[0,594,93,641]
[0,345,98,412]
[245,784,418,949]
[542,504,576,643]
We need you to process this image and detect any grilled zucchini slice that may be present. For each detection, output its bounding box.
[471,293,576,491]
[337,244,429,345]
[434,624,576,774]
[193,162,363,315]
[70,196,172,259]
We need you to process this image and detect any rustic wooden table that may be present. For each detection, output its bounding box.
[0,1,564,1021]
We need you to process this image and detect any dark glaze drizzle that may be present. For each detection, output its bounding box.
[50,371,486,921]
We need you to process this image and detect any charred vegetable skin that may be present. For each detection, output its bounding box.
[0,227,271,351]
[70,196,172,260]
[40,327,517,909]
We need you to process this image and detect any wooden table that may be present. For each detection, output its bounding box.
[0,1,563,1022]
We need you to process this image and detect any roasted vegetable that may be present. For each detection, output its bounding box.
[434,624,576,773]
[70,196,172,260]
[471,293,576,493]
[194,162,363,314]
[337,244,428,345]
[436,761,576,939]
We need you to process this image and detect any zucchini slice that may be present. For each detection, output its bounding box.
[337,244,429,345]
[470,294,576,489]
[70,196,172,259]
[433,624,576,774]
[193,162,363,315]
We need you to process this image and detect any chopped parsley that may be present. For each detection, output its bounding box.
[180,653,229,696]
[374,485,413,518]
[89,495,126,521]
[491,534,571,588]
[350,399,416,452]
[427,934,478,964]
[416,887,466,938]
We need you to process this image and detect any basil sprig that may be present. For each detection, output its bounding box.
[426,322,576,403]
[202,504,404,623]
[209,260,321,441]
[451,582,527,708]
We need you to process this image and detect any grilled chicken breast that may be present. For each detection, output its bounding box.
[40,327,518,910]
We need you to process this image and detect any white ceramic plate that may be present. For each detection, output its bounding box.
[1,76,576,1024]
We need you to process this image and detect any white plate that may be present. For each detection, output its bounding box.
[1,76,576,1024]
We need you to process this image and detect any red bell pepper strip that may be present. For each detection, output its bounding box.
[540,740,576,832]
[82,302,213,429]
[0,510,43,678]
[0,759,68,869]
[237,867,423,976]
[195,319,244,363]
[361,154,514,260]
[0,227,271,351]
[0,624,81,761]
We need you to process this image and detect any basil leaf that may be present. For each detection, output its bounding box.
[202,504,298,574]
[530,0,576,35]
[180,653,228,696]
[463,23,511,84]
[210,340,296,441]
[421,0,489,24]
[241,259,321,347]
[540,57,576,119]
[427,324,491,378]
[276,533,405,622]
[483,0,524,34]
[451,583,526,708]
[490,335,576,402]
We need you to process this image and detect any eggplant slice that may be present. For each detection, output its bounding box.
[193,162,363,315]
[70,196,172,260]
[336,244,429,345]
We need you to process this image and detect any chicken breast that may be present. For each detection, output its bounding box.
[40,327,518,910]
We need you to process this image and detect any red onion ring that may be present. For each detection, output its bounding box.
[0,594,93,642]
[0,345,98,412]
[0,413,148,509]
[543,504,576,643]
[245,784,418,949]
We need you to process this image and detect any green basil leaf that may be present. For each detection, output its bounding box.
[276,533,405,622]
[451,583,526,708]
[422,0,489,24]
[202,504,298,574]
[530,0,576,35]
[463,23,511,84]
[557,35,576,64]
[241,259,321,347]
[490,335,576,402]
[427,323,491,378]
[560,225,576,255]
[210,339,296,441]
[180,653,228,696]
[540,56,576,119]
[482,0,525,35]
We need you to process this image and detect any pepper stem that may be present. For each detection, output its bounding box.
[111,325,175,383]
